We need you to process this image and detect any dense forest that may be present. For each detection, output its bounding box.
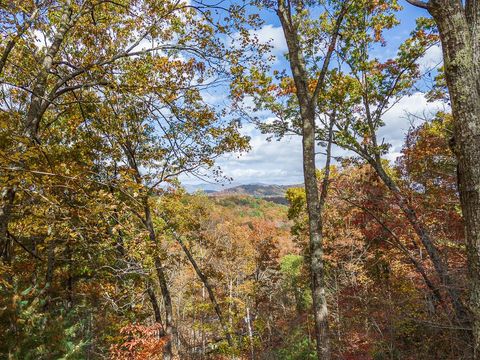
[1,0,480,359]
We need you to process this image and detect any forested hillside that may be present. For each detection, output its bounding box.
[211,184,299,204]
[2,0,480,359]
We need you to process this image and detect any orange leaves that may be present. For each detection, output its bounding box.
[110,323,167,360]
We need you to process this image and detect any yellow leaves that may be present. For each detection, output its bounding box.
[278,77,296,96]
[374,23,383,42]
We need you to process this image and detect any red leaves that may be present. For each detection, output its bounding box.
[110,323,167,360]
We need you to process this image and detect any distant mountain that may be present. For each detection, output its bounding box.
[213,184,292,197]
[211,183,302,205]
[202,189,218,194]
[184,183,235,193]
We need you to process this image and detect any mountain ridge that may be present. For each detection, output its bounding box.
[207,183,302,205]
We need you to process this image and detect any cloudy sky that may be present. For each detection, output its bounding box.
[180,1,446,191]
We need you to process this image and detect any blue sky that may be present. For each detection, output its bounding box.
[180,1,446,191]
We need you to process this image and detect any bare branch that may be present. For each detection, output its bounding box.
[406,0,430,10]
[311,2,350,103]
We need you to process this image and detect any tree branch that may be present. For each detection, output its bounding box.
[405,0,430,10]
[311,2,349,102]
[7,231,44,261]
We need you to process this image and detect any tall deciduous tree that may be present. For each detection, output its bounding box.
[323,10,473,343]
[266,1,347,357]
[234,1,403,358]
[406,0,480,356]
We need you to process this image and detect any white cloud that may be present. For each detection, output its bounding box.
[250,24,288,54]
[214,121,304,184]
[182,92,447,188]
[32,29,51,48]
[418,44,443,73]
[379,92,447,161]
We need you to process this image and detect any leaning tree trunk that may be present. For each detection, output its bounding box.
[173,232,234,347]
[367,159,470,325]
[144,202,176,360]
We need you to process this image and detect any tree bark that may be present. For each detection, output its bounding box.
[275,2,345,358]
[146,202,176,360]
[428,2,480,356]
[147,280,164,327]
[407,1,480,355]
[0,188,15,263]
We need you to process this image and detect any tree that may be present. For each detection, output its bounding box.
[0,0,252,357]
[233,1,406,357]
[406,0,480,356]
[86,72,248,356]
[255,0,473,335]
[322,14,473,337]
[235,1,349,357]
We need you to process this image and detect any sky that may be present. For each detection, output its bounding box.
[180,1,445,191]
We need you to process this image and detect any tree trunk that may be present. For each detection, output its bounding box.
[0,188,15,264]
[279,29,331,360]
[427,2,480,356]
[408,1,480,354]
[303,111,330,360]
[368,159,470,325]
[174,232,233,347]
[275,1,343,357]
[123,143,176,360]
[147,281,163,326]
[246,306,255,360]
[144,202,175,360]
[342,196,444,306]
[154,257,175,360]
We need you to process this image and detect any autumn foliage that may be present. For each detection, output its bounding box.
[110,324,167,360]
[0,0,476,359]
